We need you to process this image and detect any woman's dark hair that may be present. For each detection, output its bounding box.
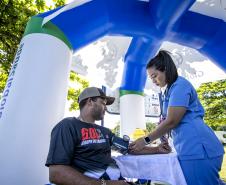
[146,50,178,87]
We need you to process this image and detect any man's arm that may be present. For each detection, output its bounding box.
[49,165,131,185]
[129,143,171,155]
[49,165,98,185]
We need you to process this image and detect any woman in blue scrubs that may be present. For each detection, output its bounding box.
[129,50,224,185]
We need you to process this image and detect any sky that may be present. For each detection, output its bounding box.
[44,0,226,129]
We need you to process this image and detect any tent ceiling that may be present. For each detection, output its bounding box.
[71,36,225,90]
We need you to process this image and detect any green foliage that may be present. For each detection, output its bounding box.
[111,121,120,136]
[218,125,226,131]
[0,0,65,93]
[0,0,88,112]
[197,79,226,130]
[0,0,43,73]
[67,71,89,111]
[0,68,8,98]
[146,121,157,132]
[52,0,66,7]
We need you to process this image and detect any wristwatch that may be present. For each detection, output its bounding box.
[144,136,151,145]
[101,179,107,185]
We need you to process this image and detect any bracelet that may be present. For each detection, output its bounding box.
[101,178,107,185]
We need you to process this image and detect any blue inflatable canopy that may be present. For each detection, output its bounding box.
[0,1,226,184]
[29,0,226,92]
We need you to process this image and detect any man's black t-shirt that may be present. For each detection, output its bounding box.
[45,117,115,173]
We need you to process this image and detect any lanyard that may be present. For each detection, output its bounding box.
[158,87,171,141]
[159,86,168,120]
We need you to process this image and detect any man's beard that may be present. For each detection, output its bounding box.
[92,107,104,121]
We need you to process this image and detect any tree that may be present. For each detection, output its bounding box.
[0,67,8,99]
[197,79,226,130]
[0,0,65,91]
[0,0,65,73]
[146,121,157,132]
[67,71,89,111]
[111,121,120,136]
[0,0,89,112]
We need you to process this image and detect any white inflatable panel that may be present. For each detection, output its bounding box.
[0,33,72,185]
[120,94,146,136]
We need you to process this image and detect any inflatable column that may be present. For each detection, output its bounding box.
[120,37,161,136]
[0,17,72,185]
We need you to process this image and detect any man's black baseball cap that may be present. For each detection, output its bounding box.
[78,87,115,105]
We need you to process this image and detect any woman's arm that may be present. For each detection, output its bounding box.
[129,106,186,152]
[147,106,186,142]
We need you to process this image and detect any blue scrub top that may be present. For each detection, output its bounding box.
[162,76,224,160]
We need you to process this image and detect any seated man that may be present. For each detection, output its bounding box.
[45,87,171,185]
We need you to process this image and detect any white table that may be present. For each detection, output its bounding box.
[114,153,187,185]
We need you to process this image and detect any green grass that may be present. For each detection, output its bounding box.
[219,146,226,182]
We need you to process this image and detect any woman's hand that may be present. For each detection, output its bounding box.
[129,137,146,152]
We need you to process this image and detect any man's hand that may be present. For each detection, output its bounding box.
[157,142,172,154]
[129,137,146,153]
[128,142,172,155]
[106,180,135,185]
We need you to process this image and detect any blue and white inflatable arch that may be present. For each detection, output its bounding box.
[0,0,226,184]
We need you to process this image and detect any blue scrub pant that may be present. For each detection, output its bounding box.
[179,153,224,185]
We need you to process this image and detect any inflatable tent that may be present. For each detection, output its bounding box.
[0,0,226,184]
